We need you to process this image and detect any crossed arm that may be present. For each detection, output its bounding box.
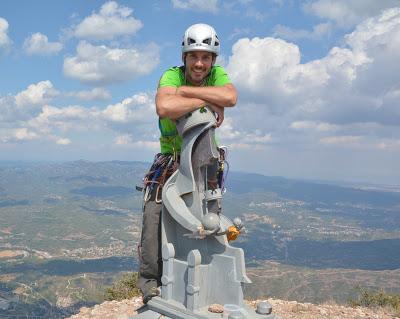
[156,84,237,126]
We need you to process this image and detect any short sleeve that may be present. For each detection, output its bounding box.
[211,66,231,86]
[158,67,182,88]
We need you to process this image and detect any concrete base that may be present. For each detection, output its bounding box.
[129,297,277,319]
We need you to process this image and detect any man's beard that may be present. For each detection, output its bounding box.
[186,68,210,86]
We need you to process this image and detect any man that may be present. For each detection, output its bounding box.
[138,23,237,303]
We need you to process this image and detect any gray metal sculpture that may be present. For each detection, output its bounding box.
[132,107,276,319]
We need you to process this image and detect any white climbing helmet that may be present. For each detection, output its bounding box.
[182,23,220,56]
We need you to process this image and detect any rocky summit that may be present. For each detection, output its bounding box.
[67,297,398,319]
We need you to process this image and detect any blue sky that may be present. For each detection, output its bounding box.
[1,0,399,185]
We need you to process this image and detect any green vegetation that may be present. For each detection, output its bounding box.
[105,272,141,301]
[349,287,400,315]
[244,261,400,304]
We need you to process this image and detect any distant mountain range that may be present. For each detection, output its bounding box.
[227,171,400,206]
[0,160,399,317]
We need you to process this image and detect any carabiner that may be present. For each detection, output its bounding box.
[155,184,162,204]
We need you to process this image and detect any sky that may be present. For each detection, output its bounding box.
[0,0,399,185]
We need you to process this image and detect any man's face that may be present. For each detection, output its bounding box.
[184,51,215,86]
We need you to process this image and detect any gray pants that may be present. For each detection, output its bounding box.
[138,188,162,296]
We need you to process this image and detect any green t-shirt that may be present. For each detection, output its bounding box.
[158,65,231,155]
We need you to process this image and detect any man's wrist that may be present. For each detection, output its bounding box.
[176,86,187,96]
[198,101,208,109]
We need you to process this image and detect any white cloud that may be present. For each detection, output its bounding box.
[15,81,59,108]
[67,87,111,101]
[102,92,155,123]
[224,7,400,155]
[23,33,63,55]
[0,17,11,50]
[63,41,159,85]
[21,92,157,145]
[0,126,72,146]
[56,137,72,145]
[219,117,241,140]
[290,121,338,131]
[227,143,266,151]
[273,22,332,40]
[218,117,272,150]
[1,128,38,143]
[115,134,132,145]
[344,8,400,53]
[226,36,333,99]
[22,92,155,135]
[27,105,94,134]
[375,139,400,150]
[0,96,19,122]
[172,0,219,13]
[114,134,158,150]
[319,135,362,145]
[242,132,272,143]
[129,140,159,150]
[304,0,399,28]
[0,84,158,148]
[74,1,142,40]
[227,8,400,121]
[14,128,37,140]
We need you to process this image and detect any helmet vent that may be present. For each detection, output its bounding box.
[202,38,212,45]
[215,41,219,46]
[188,38,196,45]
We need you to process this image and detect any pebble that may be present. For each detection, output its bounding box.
[208,303,224,313]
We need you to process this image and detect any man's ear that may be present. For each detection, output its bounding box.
[212,54,217,66]
[182,53,186,64]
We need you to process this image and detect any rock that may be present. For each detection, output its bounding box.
[208,303,224,313]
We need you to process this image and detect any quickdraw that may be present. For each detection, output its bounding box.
[142,153,179,204]
[140,146,226,205]
[217,146,229,191]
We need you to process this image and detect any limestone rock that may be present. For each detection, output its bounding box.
[66,297,399,319]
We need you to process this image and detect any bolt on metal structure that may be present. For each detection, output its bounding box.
[132,107,277,319]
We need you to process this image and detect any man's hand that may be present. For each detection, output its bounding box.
[176,87,224,126]
[209,104,224,127]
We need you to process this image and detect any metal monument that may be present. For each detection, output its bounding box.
[133,108,276,319]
